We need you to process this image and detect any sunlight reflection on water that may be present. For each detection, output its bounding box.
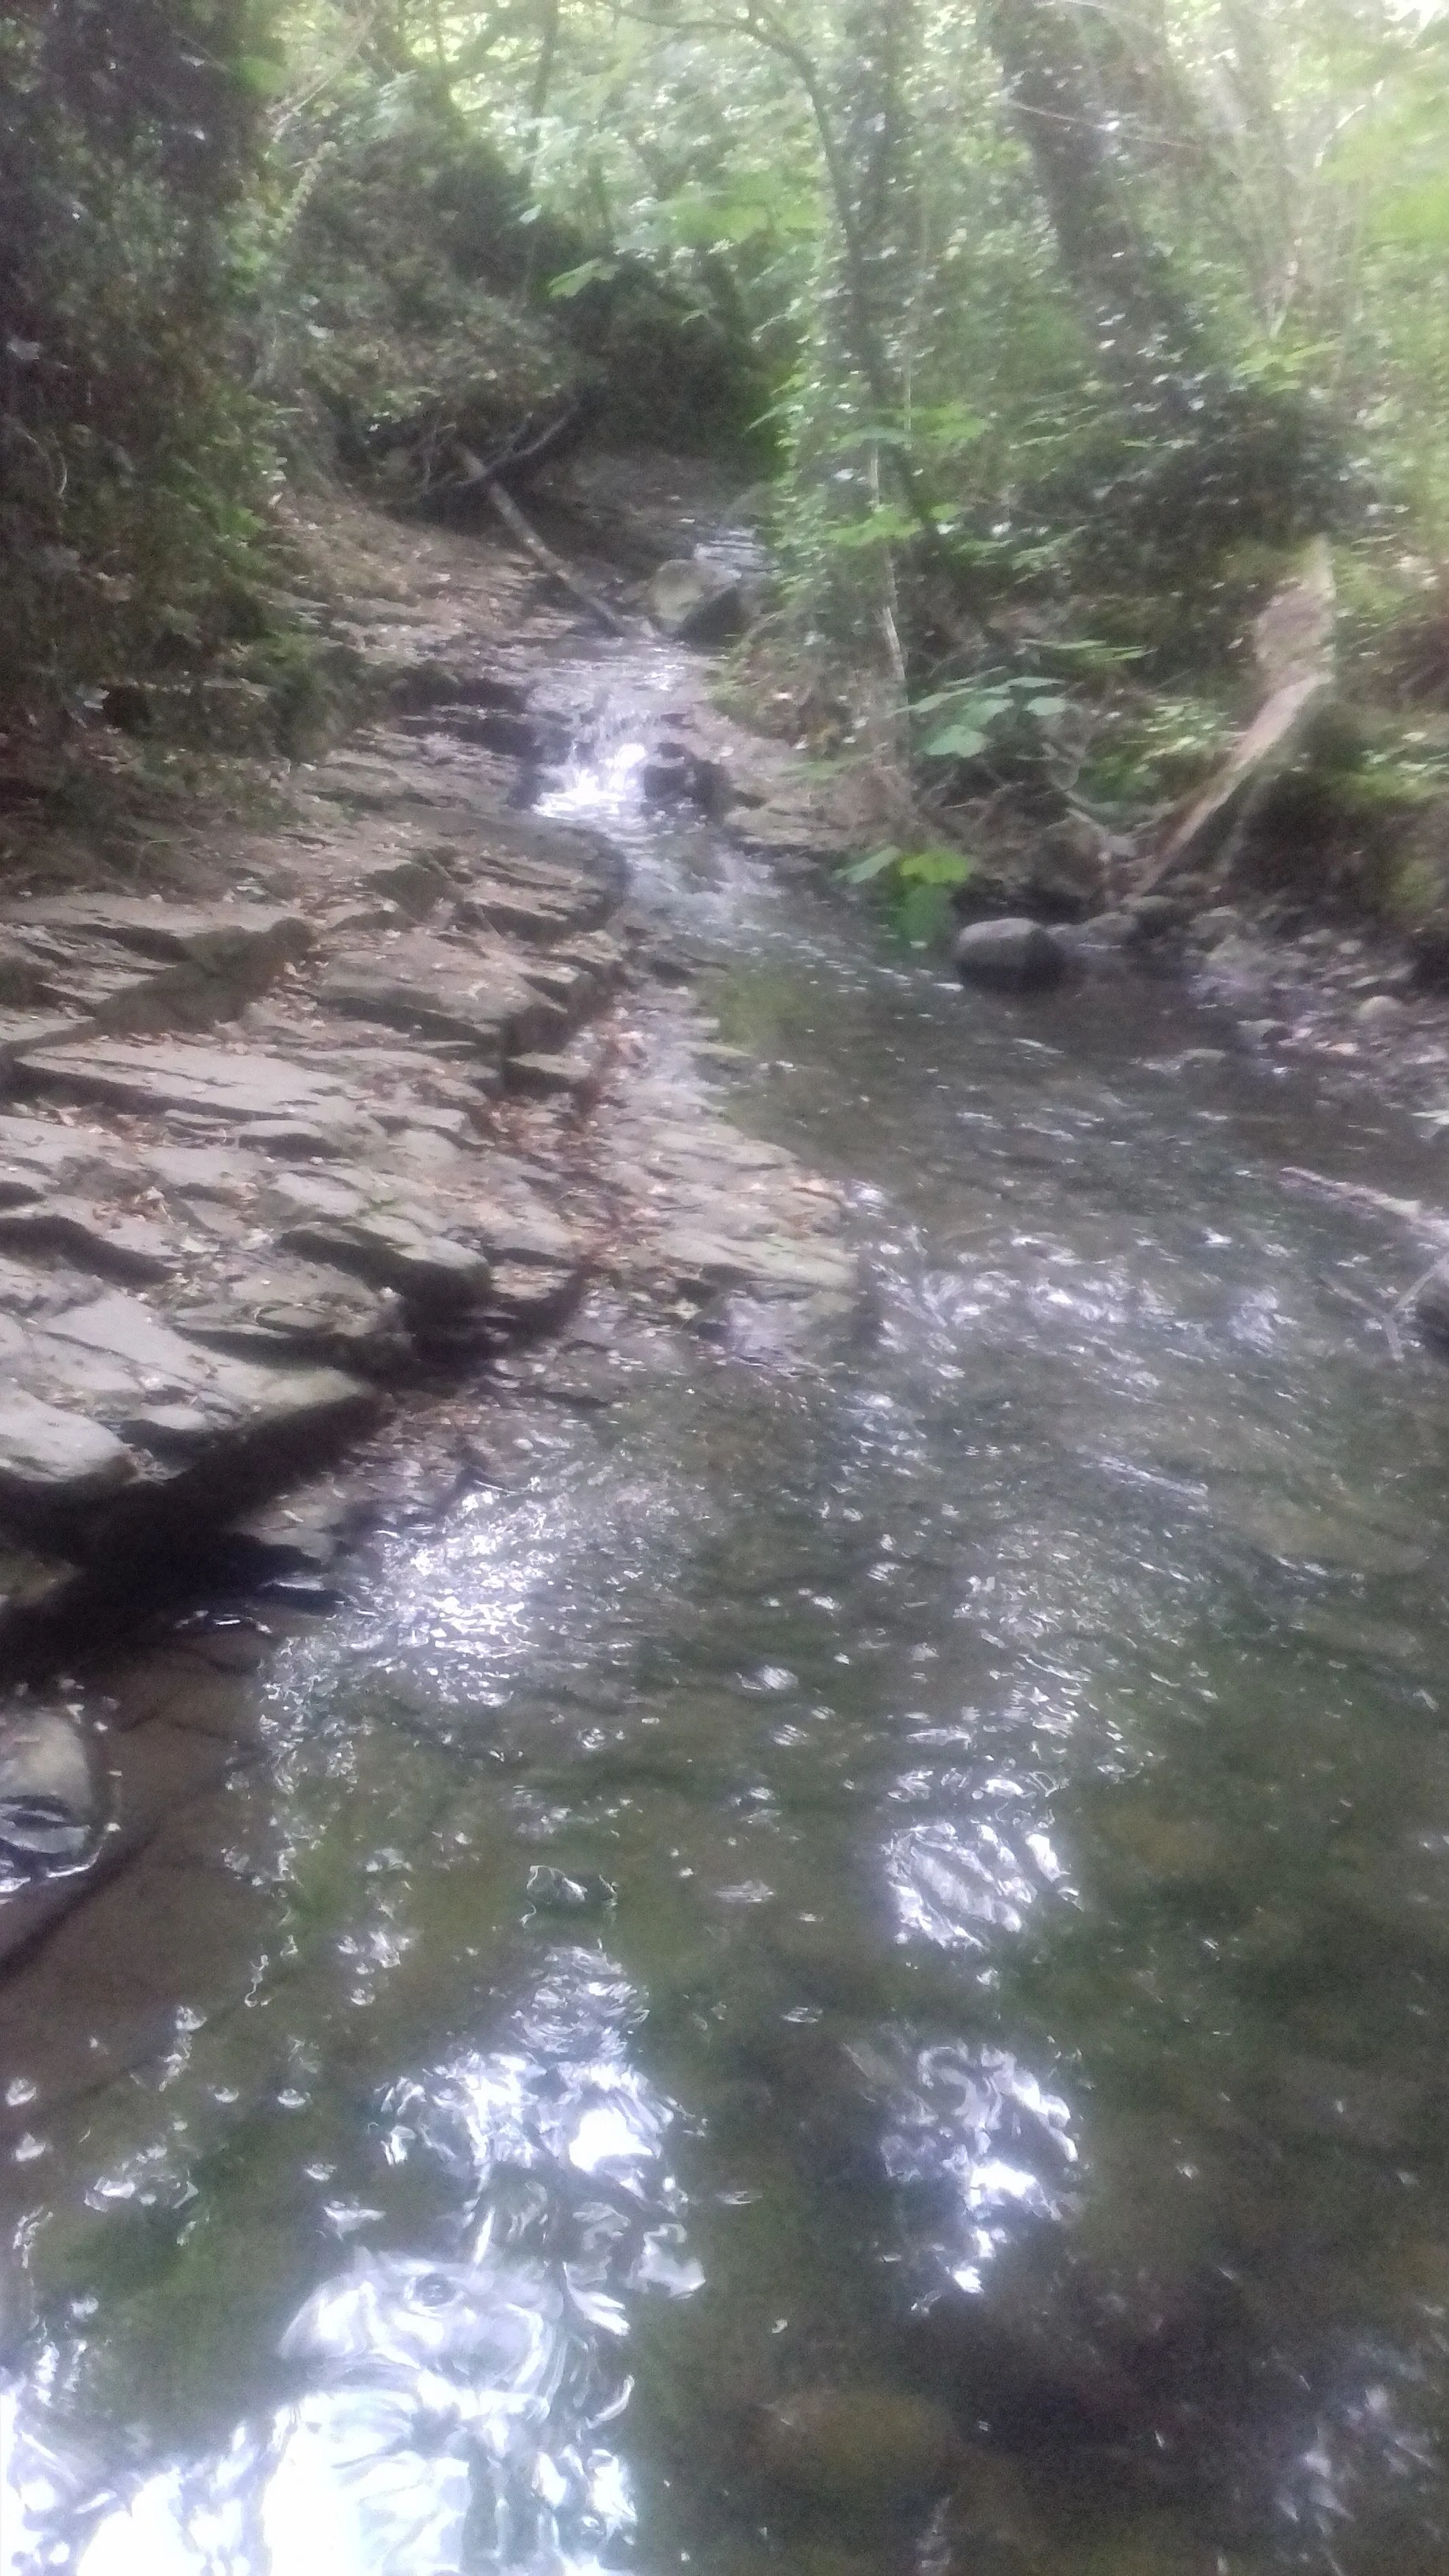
[6,1949,700,2576]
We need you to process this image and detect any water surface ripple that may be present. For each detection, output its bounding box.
[7,646,1449,2574]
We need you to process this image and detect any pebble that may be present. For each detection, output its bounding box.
[1191,904,1243,942]
[1356,992,1410,1029]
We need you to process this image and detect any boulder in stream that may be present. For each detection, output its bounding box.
[953,918,1065,992]
[646,558,748,644]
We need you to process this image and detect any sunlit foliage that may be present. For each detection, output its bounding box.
[3,0,1448,763]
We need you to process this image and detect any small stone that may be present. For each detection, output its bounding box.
[953,919,1065,992]
[1125,893,1188,936]
[1073,910,1136,948]
[1201,932,1277,990]
[1191,904,1243,942]
[1355,992,1409,1030]
[524,1863,616,1915]
[646,560,747,643]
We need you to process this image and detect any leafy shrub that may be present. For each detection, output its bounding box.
[840,842,975,942]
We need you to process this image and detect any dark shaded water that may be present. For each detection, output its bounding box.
[7,643,1449,2574]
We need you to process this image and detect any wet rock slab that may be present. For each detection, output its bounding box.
[319,931,567,1058]
[2,1288,381,1548]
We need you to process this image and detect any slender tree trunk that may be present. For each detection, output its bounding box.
[979,0,1201,384]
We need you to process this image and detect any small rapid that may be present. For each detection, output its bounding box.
[6,620,1449,2576]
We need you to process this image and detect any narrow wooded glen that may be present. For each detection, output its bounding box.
[5,10,1449,2575]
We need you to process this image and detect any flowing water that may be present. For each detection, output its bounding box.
[7,631,1449,2576]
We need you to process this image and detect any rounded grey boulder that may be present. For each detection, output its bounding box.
[953,917,1065,992]
[646,559,747,644]
[1356,992,1409,1031]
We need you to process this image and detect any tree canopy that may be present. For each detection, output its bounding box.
[3,0,1447,827]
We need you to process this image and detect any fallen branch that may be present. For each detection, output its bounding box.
[484,480,627,636]
[454,440,626,637]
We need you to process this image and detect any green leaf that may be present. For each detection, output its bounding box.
[1025,694,1070,719]
[840,844,902,882]
[236,53,286,95]
[650,177,819,249]
[896,848,975,886]
[922,723,989,758]
[546,259,618,301]
[912,685,1011,719]
[894,882,957,944]
[912,402,988,450]
[819,505,917,551]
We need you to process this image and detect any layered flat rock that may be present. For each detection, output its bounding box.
[0,1198,177,1282]
[319,933,567,1058]
[2,894,312,976]
[0,899,312,1037]
[349,853,455,917]
[654,1226,856,1297]
[166,1260,406,1368]
[278,1209,493,1314]
[603,1038,855,1316]
[1,1290,378,1542]
[464,814,619,896]
[0,1009,82,1073]
[17,1038,361,1123]
[454,875,615,945]
[0,1114,140,1196]
[0,1393,135,1515]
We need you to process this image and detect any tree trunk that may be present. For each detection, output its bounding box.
[979,0,1201,384]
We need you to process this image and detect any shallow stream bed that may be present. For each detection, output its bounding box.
[7,634,1449,2575]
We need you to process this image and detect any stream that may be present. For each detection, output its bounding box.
[8,624,1449,2576]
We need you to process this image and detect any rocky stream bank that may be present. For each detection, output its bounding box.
[14,480,1449,2576]
[5,468,1449,2117]
[0,490,856,1982]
